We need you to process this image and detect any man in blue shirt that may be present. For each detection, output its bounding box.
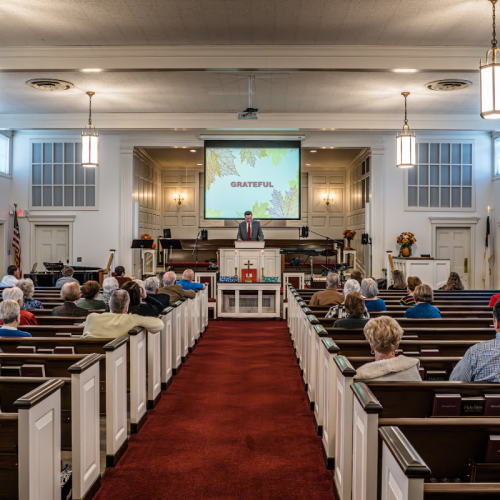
[176,269,207,291]
[450,301,500,383]
[0,300,32,337]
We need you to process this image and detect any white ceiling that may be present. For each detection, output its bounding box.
[0,0,491,46]
[0,71,479,115]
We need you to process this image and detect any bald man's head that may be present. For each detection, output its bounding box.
[182,269,194,282]
[163,271,176,286]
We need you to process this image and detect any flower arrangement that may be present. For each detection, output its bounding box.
[343,229,356,250]
[140,233,156,249]
[397,232,417,257]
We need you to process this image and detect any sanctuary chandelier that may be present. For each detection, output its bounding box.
[396,92,416,169]
[81,91,99,167]
[480,0,500,119]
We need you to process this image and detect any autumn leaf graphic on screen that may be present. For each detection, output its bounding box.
[205,149,239,189]
[268,186,299,218]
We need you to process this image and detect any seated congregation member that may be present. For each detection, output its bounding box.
[350,269,363,286]
[0,300,32,337]
[489,291,500,307]
[399,276,422,306]
[354,316,420,381]
[343,278,361,299]
[113,265,132,287]
[84,289,164,339]
[17,279,43,310]
[158,271,196,301]
[97,277,119,306]
[388,270,407,290]
[1,288,37,325]
[177,269,207,291]
[0,265,20,287]
[361,278,387,312]
[76,280,107,310]
[55,266,79,288]
[333,292,369,329]
[403,284,441,318]
[121,281,164,317]
[441,271,465,291]
[52,282,89,317]
[144,276,170,309]
[309,272,343,307]
[449,300,500,383]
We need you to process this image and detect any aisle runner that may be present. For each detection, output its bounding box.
[95,320,334,500]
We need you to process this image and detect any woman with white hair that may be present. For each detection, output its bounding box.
[343,279,361,298]
[17,279,43,310]
[0,300,32,337]
[98,277,119,307]
[1,288,38,325]
[361,278,387,312]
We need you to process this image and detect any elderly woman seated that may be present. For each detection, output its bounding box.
[403,284,441,318]
[354,316,421,381]
[52,282,89,317]
[333,292,369,329]
[361,278,387,312]
[343,278,361,299]
[1,287,38,325]
[121,281,164,317]
[16,279,43,310]
[98,277,119,306]
[0,300,32,337]
[77,280,107,310]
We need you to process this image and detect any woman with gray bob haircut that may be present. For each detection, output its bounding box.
[343,279,361,298]
[16,279,43,310]
[0,300,32,337]
[98,277,119,307]
[361,278,387,312]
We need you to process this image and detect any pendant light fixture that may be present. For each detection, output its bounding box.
[396,92,416,169]
[81,91,99,167]
[480,0,500,119]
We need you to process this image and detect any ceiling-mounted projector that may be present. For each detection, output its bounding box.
[238,75,258,120]
[237,107,259,120]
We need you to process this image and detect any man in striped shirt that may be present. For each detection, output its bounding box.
[450,301,500,383]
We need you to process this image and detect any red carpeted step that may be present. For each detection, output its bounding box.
[95,320,334,500]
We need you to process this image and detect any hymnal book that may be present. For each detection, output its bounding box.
[485,395,500,416]
[403,335,419,340]
[426,370,448,381]
[485,435,500,463]
[419,367,426,380]
[461,396,486,416]
[37,349,54,354]
[55,332,72,337]
[54,346,75,355]
[2,365,21,377]
[421,348,440,357]
[16,346,36,353]
[20,364,46,377]
[432,394,461,416]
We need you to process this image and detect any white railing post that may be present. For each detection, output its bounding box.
[147,329,162,409]
[129,328,148,433]
[161,307,173,390]
[69,354,102,500]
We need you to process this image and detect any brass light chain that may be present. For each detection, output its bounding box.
[492,0,498,47]
[86,91,95,126]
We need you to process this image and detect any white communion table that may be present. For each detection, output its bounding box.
[389,256,450,289]
[217,282,281,318]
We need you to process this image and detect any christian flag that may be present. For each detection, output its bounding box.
[12,208,21,275]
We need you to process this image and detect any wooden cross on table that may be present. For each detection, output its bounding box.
[244,260,254,282]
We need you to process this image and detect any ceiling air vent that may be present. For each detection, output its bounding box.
[25,79,74,91]
[425,79,472,91]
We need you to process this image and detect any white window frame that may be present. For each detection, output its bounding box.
[0,131,13,179]
[493,132,500,179]
[404,139,476,212]
[29,138,99,211]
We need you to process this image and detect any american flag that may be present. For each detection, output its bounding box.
[12,208,21,274]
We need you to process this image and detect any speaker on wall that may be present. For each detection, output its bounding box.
[200,229,208,241]
[163,228,171,239]
[301,226,309,238]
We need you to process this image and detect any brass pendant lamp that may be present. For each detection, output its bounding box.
[396,92,416,169]
[81,91,99,167]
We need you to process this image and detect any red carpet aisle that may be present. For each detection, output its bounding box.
[95,320,334,500]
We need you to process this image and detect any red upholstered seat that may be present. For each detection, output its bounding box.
[208,298,216,303]
[283,298,288,303]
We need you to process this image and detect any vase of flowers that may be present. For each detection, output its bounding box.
[343,229,356,250]
[397,232,417,257]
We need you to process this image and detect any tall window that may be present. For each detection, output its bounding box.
[31,142,97,209]
[407,142,473,210]
[348,156,370,211]
[0,133,10,175]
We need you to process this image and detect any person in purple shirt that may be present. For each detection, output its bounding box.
[176,269,207,291]
[0,300,32,337]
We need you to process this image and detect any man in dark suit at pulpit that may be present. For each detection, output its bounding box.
[236,211,264,241]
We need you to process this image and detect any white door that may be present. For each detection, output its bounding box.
[436,227,471,289]
[35,225,69,266]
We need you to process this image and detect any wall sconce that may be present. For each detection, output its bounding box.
[173,193,185,205]
[323,193,334,206]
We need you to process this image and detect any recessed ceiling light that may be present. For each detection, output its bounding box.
[190,149,197,153]
[310,150,317,153]
[81,68,103,73]
[393,69,418,73]
[305,163,311,166]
